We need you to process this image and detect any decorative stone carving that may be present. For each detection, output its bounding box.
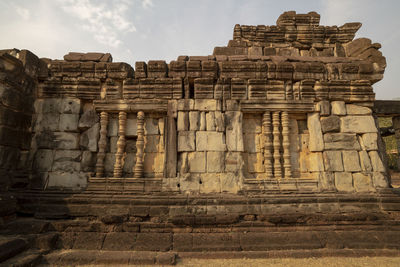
[282,111,291,178]
[272,111,282,179]
[95,111,108,177]
[262,112,273,178]
[113,111,127,178]
[133,111,145,178]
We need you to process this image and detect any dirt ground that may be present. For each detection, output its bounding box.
[176,257,400,267]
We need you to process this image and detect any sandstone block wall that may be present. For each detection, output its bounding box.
[0,50,45,190]
[0,11,392,193]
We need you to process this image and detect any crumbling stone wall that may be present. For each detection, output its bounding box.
[0,50,44,190]
[0,11,391,193]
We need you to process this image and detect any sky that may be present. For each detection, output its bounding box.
[0,0,399,99]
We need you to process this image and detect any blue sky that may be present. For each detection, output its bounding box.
[0,0,399,99]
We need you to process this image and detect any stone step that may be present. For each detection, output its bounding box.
[0,236,28,263]
[43,250,176,266]
[0,249,42,267]
[51,230,400,252]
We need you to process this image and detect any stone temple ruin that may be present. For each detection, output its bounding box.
[1,11,400,265]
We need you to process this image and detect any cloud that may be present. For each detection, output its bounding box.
[142,0,153,9]
[14,5,30,20]
[58,0,137,48]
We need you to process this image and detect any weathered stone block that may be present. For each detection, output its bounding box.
[331,101,346,115]
[308,152,324,172]
[178,131,195,152]
[179,174,200,193]
[220,173,241,193]
[196,131,226,151]
[359,151,373,172]
[145,118,159,135]
[307,113,324,151]
[214,111,225,132]
[78,109,98,130]
[317,101,330,116]
[126,118,138,137]
[248,46,263,56]
[245,153,264,173]
[189,111,199,131]
[342,151,361,172]
[346,104,372,115]
[47,171,87,189]
[243,116,262,134]
[80,123,99,152]
[334,172,353,192]
[361,133,378,150]
[52,150,82,172]
[207,152,225,173]
[225,111,244,152]
[206,112,216,131]
[144,152,164,173]
[340,116,377,133]
[35,113,60,132]
[318,172,336,191]
[199,112,206,131]
[178,152,189,174]
[188,152,206,173]
[123,153,136,175]
[59,114,79,132]
[34,99,61,114]
[108,136,118,153]
[177,111,189,131]
[53,132,80,150]
[368,151,386,172]
[194,99,219,111]
[158,118,165,135]
[81,151,96,172]
[352,173,374,192]
[324,133,361,150]
[61,98,81,114]
[323,151,343,171]
[33,149,54,171]
[107,118,118,137]
[200,173,221,193]
[243,133,261,153]
[320,115,340,133]
[177,99,194,111]
[371,172,389,188]
[225,152,243,173]
[104,153,116,174]
[144,135,161,153]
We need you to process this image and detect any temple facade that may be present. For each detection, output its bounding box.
[2,11,400,265]
[1,11,389,194]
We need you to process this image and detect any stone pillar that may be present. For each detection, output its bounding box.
[113,111,127,178]
[134,111,145,178]
[96,111,108,178]
[263,112,273,178]
[272,111,282,179]
[282,111,292,178]
[393,116,400,170]
[166,101,177,178]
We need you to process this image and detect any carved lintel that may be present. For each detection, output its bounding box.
[263,112,273,178]
[134,111,145,178]
[282,111,292,178]
[272,111,282,179]
[113,111,127,178]
[96,111,109,177]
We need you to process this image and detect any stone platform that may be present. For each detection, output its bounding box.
[1,188,400,265]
